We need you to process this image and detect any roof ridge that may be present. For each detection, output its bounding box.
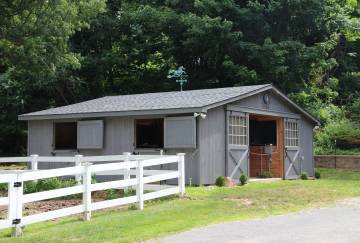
[103,84,271,98]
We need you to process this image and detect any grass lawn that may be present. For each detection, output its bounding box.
[0,168,360,242]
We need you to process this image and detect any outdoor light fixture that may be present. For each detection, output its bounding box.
[194,112,207,119]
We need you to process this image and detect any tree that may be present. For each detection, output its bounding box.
[1,0,359,155]
[0,0,106,155]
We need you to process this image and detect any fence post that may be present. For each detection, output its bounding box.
[30,154,39,171]
[83,162,92,221]
[9,173,23,237]
[123,152,131,193]
[177,153,186,196]
[136,160,144,210]
[75,155,83,185]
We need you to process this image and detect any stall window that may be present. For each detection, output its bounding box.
[228,115,247,145]
[136,119,164,148]
[54,122,77,150]
[284,120,299,147]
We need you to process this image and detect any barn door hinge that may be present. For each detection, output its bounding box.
[13,182,22,187]
[12,219,21,224]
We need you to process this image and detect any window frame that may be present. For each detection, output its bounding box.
[53,122,78,151]
[135,118,164,149]
[228,113,248,146]
[284,119,299,147]
[249,119,277,146]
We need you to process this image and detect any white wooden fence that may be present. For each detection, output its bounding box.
[0,153,185,236]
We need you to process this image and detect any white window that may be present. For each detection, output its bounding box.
[284,119,299,147]
[228,114,247,145]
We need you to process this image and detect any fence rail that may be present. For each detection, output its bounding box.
[0,153,185,236]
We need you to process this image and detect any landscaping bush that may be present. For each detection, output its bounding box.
[0,183,8,193]
[315,120,360,154]
[105,189,119,200]
[239,174,247,186]
[24,178,77,194]
[315,170,321,179]
[215,176,225,187]
[123,188,136,197]
[257,171,272,178]
[300,172,308,180]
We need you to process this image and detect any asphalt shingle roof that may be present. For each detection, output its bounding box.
[20,84,270,118]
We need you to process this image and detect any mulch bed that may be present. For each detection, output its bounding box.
[0,191,130,219]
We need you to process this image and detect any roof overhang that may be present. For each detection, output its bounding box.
[18,107,206,121]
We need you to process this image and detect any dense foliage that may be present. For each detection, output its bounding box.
[0,0,359,155]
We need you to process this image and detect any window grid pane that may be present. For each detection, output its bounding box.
[228,115,247,145]
[284,120,299,147]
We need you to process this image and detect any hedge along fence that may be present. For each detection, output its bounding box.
[0,153,185,237]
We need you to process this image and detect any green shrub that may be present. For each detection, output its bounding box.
[24,178,77,194]
[300,172,308,180]
[105,189,119,200]
[239,174,247,186]
[128,204,138,210]
[0,183,8,192]
[91,175,97,184]
[24,181,38,194]
[123,188,136,197]
[315,120,360,154]
[315,170,321,179]
[215,176,225,187]
[257,171,272,178]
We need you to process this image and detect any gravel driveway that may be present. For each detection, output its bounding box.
[163,198,360,243]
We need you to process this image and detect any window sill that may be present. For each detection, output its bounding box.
[135,148,163,151]
[53,149,78,152]
[285,146,299,151]
[52,150,79,155]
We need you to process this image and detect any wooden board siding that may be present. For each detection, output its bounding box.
[300,118,314,177]
[278,118,284,178]
[198,106,226,185]
[231,90,298,114]
[28,120,53,157]
[249,116,284,178]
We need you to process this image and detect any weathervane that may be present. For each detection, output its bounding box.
[167,66,188,91]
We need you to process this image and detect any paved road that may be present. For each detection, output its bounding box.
[163,198,360,243]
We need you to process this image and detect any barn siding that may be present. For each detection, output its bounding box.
[80,117,135,156]
[300,117,315,176]
[28,120,56,169]
[198,106,226,185]
[28,120,53,156]
[28,117,135,157]
[27,116,201,184]
[231,90,298,114]
[229,90,316,179]
[26,89,315,184]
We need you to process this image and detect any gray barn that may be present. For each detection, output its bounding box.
[19,84,319,185]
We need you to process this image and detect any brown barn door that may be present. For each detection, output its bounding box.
[226,111,249,180]
[284,118,301,179]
